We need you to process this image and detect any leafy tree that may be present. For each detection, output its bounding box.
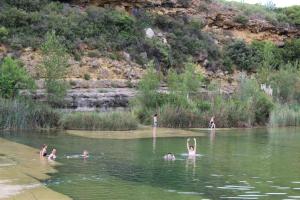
[0,57,35,98]
[168,61,203,100]
[137,61,161,108]
[40,31,69,106]
[253,41,281,83]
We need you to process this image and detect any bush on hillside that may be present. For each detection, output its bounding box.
[226,40,260,71]
[233,15,249,25]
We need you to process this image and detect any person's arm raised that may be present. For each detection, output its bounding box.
[194,138,197,152]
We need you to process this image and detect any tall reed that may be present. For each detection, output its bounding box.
[269,105,300,127]
[0,98,60,130]
[61,112,138,131]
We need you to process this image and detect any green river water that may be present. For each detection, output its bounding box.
[1,128,300,200]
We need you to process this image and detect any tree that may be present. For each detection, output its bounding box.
[137,60,161,108]
[0,56,35,98]
[40,31,69,106]
[168,61,203,100]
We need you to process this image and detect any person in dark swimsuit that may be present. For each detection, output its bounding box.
[40,144,47,157]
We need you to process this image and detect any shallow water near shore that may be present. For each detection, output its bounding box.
[1,127,300,200]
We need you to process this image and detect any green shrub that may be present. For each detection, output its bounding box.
[233,15,249,25]
[0,57,35,98]
[0,26,9,40]
[281,39,300,63]
[0,98,60,130]
[61,112,138,131]
[84,74,91,80]
[222,55,234,73]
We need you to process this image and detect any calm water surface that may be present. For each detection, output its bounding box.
[1,128,300,200]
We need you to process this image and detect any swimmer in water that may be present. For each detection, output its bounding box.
[164,153,175,161]
[48,149,57,161]
[186,138,197,156]
[82,150,89,159]
[40,144,47,157]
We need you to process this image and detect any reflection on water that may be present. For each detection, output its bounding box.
[1,128,300,200]
[186,155,196,176]
[152,127,156,153]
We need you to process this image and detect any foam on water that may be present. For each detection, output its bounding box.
[271,186,290,190]
[217,185,254,191]
[220,196,258,199]
[245,191,261,194]
[180,153,203,157]
[177,191,203,195]
[265,192,286,195]
[211,174,224,177]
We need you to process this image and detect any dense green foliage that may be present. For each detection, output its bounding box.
[61,112,138,131]
[40,31,69,106]
[226,40,259,71]
[0,57,35,98]
[134,61,274,128]
[0,97,60,130]
[225,39,300,72]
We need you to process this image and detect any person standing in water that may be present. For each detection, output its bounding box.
[48,149,57,161]
[187,138,197,156]
[40,144,47,157]
[209,116,216,129]
[153,114,158,127]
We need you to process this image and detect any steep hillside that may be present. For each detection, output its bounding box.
[0,0,299,109]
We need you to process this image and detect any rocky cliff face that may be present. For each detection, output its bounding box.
[25,88,136,111]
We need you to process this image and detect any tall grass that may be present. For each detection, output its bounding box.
[0,98,60,130]
[158,105,209,128]
[61,112,138,131]
[269,105,300,127]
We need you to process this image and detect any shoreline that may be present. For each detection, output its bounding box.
[0,138,71,200]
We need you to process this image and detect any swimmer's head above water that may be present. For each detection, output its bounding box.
[164,153,175,160]
[83,150,89,158]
